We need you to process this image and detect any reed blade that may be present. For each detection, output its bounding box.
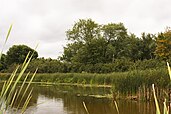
[0,24,12,60]
[83,101,89,114]
[167,62,171,80]
[152,84,161,114]
[21,88,33,114]
[114,101,119,114]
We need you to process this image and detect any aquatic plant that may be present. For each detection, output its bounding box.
[152,62,171,114]
[83,102,89,114]
[0,25,37,114]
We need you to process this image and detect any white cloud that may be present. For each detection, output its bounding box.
[0,0,171,58]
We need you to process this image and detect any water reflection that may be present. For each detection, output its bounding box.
[29,85,114,114]
[33,95,67,114]
[7,84,156,114]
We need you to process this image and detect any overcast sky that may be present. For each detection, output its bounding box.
[0,0,171,59]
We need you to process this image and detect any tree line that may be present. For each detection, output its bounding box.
[1,19,171,73]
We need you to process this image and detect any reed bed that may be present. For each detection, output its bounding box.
[1,68,169,101]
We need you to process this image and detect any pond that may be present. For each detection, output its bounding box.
[8,84,156,114]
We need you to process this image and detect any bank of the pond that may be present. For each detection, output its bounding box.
[30,82,112,88]
[0,68,170,100]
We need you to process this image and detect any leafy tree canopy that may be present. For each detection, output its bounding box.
[0,54,7,71]
[61,18,157,65]
[155,28,171,60]
[6,45,38,65]
[61,19,131,64]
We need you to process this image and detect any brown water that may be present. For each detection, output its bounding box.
[9,84,157,114]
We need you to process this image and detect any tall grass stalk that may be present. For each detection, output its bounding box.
[0,52,37,113]
[83,101,89,114]
[21,88,33,114]
[153,62,171,114]
[114,100,119,114]
[0,25,37,114]
[16,68,38,111]
[0,24,12,60]
[167,62,171,80]
[152,84,161,114]
[163,99,169,114]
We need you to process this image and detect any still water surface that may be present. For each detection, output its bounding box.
[10,84,156,114]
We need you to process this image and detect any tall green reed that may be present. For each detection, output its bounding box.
[152,62,171,114]
[83,101,89,114]
[0,25,37,114]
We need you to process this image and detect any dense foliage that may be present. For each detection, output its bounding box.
[155,29,171,60]
[0,68,169,97]
[0,54,7,71]
[1,19,171,73]
[60,19,157,64]
[6,45,38,65]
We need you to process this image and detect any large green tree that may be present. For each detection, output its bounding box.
[66,19,100,44]
[61,19,159,73]
[140,33,156,60]
[61,19,130,64]
[127,33,156,60]
[126,34,142,60]
[6,45,38,65]
[101,23,129,61]
[61,19,102,64]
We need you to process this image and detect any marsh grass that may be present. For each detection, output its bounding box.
[0,68,169,101]
[0,25,37,114]
[152,62,171,114]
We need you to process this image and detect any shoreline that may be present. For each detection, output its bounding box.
[27,81,112,88]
